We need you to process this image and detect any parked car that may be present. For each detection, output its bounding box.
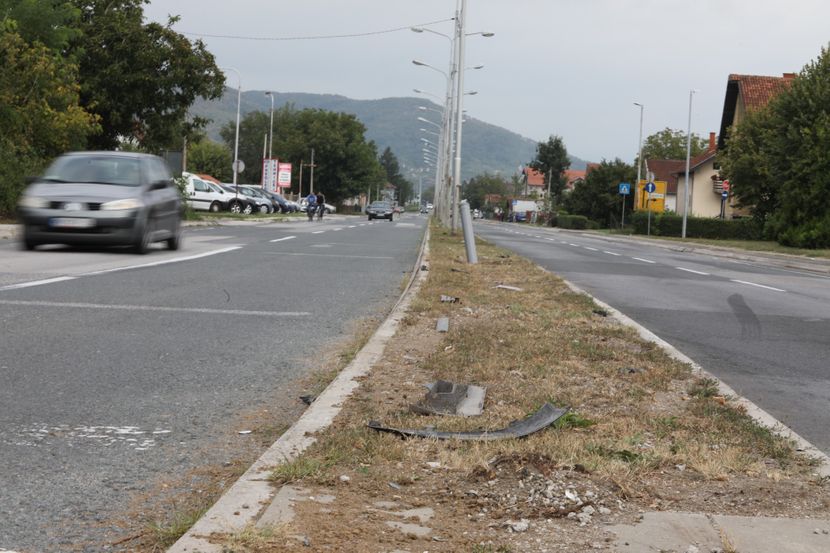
[366,200,394,221]
[258,190,292,213]
[283,199,300,213]
[183,172,225,213]
[221,184,271,214]
[218,185,255,214]
[239,185,279,213]
[18,151,182,253]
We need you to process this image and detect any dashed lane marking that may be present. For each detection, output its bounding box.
[0,299,310,317]
[584,247,599,251]
[676,267,710,276]
[633,257,656,264]
[269,236,296,243]
[603,251,621,256]
[731,279,786,292]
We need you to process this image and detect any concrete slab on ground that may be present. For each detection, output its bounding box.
[610,511,830,553]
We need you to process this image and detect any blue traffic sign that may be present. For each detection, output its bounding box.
[645,182,656,194]
[722,191,729,199]
[618,182,631,195]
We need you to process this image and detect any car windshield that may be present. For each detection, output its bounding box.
[370,202,390,208]
[43,155,142,186]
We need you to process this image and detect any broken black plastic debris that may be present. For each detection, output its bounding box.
[299,395,316,405]
[592,308,609,317]
[369,402,568,441]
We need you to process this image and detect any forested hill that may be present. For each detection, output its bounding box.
[190,90,589,182]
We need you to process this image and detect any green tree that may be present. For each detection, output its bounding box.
[563,159,636,227]
[379,147,414,204]
[0,0,81,51]
[187,139,232,182]
[721,46,830,247]
[0,26,98,214]
[717,109,777,227]
[640,128,707,162]
[221,106,383,201]
[71,0,225,151]
[529,135,570,202]
[462,173,509,210]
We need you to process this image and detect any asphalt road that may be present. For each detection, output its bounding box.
[0,213,427,552]
[475,222,830,454]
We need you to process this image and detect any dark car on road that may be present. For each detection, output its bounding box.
[17,151,182,254]
[366,201,394,221]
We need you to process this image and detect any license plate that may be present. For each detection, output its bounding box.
[49,217,96,229]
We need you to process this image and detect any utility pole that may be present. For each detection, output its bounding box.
[309,148,316,195]
[298,159,304,198]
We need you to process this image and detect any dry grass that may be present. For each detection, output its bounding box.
[267,223,809,499]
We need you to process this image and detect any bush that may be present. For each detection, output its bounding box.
[558,214,590,229]
[631,212,763,240]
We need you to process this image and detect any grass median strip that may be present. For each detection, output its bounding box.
[221,224,830,552]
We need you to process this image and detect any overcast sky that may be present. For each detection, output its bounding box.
[144,0,829,164]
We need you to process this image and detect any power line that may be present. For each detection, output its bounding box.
[181,18,454,42]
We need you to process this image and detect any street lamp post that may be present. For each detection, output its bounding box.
[682,90,697,239]
[451,0,468,234]
[265,92,275,159]
[221,67,243,196]
[633,102,644,230]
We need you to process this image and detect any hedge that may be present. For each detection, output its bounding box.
[631,212,763,240]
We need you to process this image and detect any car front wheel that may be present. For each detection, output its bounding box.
[229,201,242,214]
[209,201,221,213]
[21,226,37,251]
[134,218,154,254]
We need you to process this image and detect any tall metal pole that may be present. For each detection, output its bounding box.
[267,92,274,159]
[298,159,304,198]
[309,148,315,195]
[222,67,242,188]
[451,0,467,234]
[633,102,643,230]
[681,90,696,238]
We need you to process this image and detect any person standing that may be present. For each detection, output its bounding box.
[316,191,326,221]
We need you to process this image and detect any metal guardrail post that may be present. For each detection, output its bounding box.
[460,200,478,264]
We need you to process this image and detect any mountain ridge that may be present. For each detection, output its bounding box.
[189,90,590,183]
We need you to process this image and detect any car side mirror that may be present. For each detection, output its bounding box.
[151,180,169,191]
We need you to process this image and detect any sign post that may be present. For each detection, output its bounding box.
[720,179,730,219]
[618,182,631,229]
[644,181,656,236]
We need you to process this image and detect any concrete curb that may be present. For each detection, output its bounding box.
[168,226,431,552]
[556,275,830,478]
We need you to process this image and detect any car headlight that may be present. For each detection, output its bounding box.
[100,198,144,211]
[18,195,49,209]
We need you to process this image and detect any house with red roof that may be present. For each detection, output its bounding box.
[521,167,546,197]
[645,72,794,219]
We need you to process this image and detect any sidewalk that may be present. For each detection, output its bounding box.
[166,225,830,553]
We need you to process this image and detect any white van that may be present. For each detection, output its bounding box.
[183,172,226,212]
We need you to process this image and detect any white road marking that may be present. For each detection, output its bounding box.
[584,247,599,251]
[731,279,786,292]
[0,276,78,292]
[633,257,656,264]
[82,246,243,277]
[359,224,366,226]
[0,300,310,317]
[603,251,621,256]
[569,243,580,247]
[333,227,343,231]
[676,267,710,276]
[348,225,357,228]
[0,247,242,292]
[312,230,325,234]
[269,236,296,243]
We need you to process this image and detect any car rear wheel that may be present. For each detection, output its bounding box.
[229,201,242,214]
[259,204,270,214]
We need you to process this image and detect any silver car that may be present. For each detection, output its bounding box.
[17,151,182,254]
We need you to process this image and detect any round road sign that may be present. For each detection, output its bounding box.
[645,182,656,194]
